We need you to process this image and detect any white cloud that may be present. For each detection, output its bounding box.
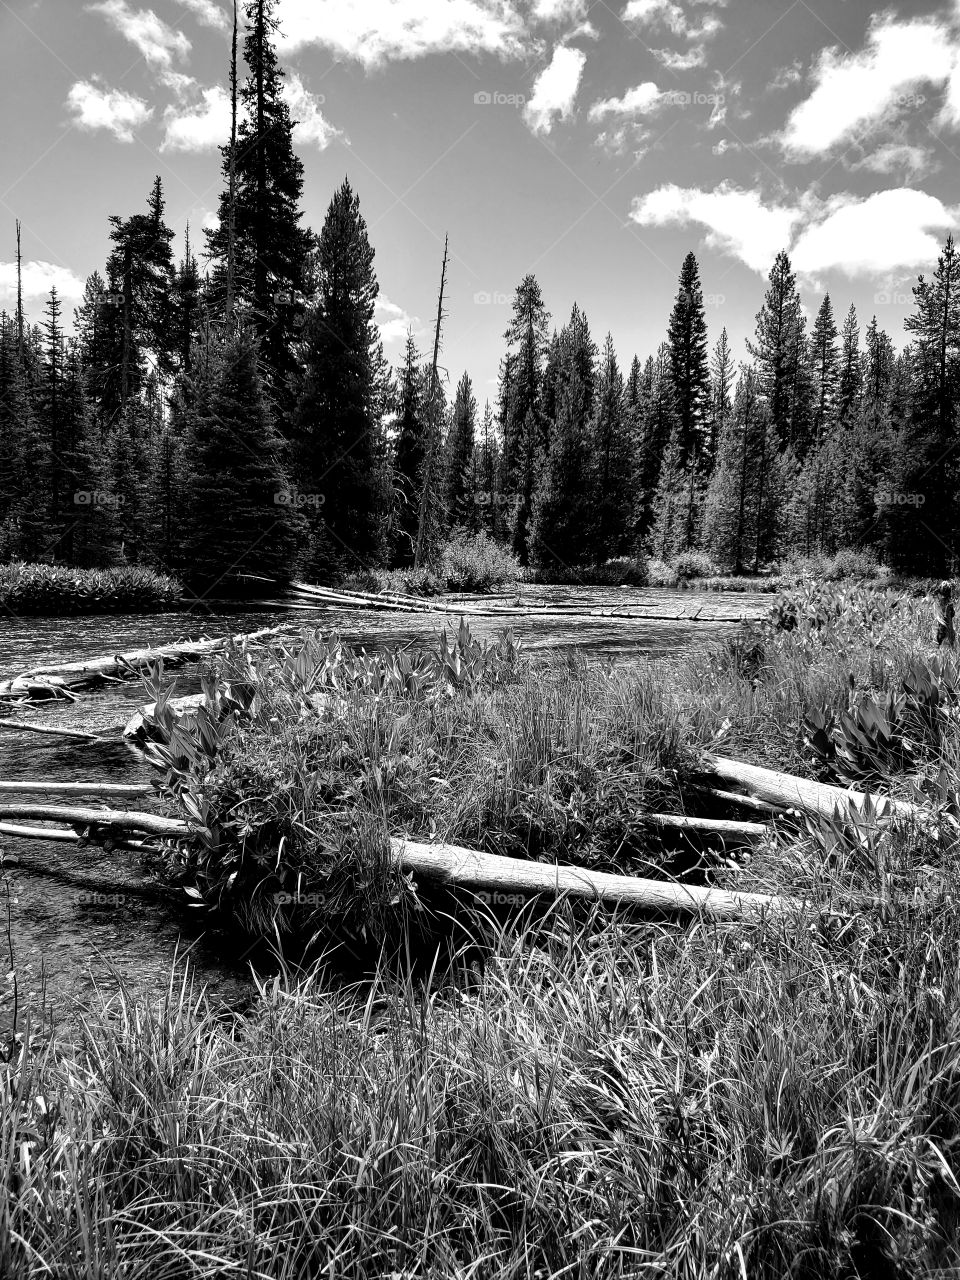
[89,0,191,69]
[629,182,805,275]
[531,0,588,20]
[791,188,957,279]
[376,295,420,344]
[653,45,707,70]
[176,0,228,28]
[853,142,937,180]
[283,72,343,148]
[66,78,153,142]
[160,85,230,150]
[276,0,529,67]
[0,261,86,304]
[779,16,952,157]
[767,60,802,92]
[629,181,958,281]
[523,44,586,134]
[588,81,662,120]
[622,0,685,36]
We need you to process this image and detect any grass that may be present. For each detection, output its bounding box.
[2,580,960,1275]
[341,530,523,597]
[0,562,183,615]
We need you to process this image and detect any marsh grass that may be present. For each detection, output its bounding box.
[0,562,182,614]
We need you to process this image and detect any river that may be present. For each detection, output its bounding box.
[0,585,767,1033]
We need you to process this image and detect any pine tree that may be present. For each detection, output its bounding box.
[173,225,203,374]
[887,236,960,573]
[501,274,550,563]
[704,364,764,572]
[183,329,303,588]
[206,0,314,419]
[635,345,677,546]
[529,364,594,574]
[666,251,710,466]
[837,304,862,426]
[591,333,634,562]
[443,371,477,531]
[748,250,812,458]
[809,294,839,445]
[707,328,733,469]
[390,332,426,565]
[650,426,686,559]
[295,179,388,577]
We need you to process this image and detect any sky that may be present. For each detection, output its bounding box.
[2,0,960,402]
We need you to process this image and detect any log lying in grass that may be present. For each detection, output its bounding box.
[0,804,188,838]
[0,622,297,696]
[704,755,933,829]
[0,781,155,798]
[390,837,805,919]
[685,782,787,817]
[0,718,102,742]
[643,813,769,842]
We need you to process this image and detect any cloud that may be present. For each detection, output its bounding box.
[630,181,803,274]
[175,0,228,28]
[0,261,86,304]
[767,60,802,92]
[588,81,663,120]
[622,0,723,43]
[531,0,589,20]
[276,0,530,67]
[778,15,952,158]
[376,295,420,344]
[629,180,958,281]
[653,44,708,70]
[66,78,153,141]
[160,85,229,150]
[853,142,937,180]
[283,72,344,148]
[89,0,191,69]
[523,44,586,134]
[791,188,957,279]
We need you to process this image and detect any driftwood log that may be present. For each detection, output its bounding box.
[0,718,102,742]
[684,782,786,816]
[644,813,769,842]
[0,781,155,798]
[0,622,298,697]
[0,804,188,838]
[0,821,148,851]
[390,838,803,918]
[704,755,932,828]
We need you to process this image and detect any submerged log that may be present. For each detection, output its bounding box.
[1,622,297,695]
[704,755,932,828]
[0,719,102,742]
[390,837,807,919]
[0,781,155,798]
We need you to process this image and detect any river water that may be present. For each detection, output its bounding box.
[0,586,767,1032]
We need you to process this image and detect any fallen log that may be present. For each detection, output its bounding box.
[2,622,298,695]
[0,804,188,838]
[0,719,102,742]
[643,813,768,841]
[684,783,786,817]
[704,755,932,828]
[0,821,148,851]
[390,837,807,919]
[0,781,155,798]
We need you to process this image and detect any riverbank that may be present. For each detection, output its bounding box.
[2,583,959,1275]
[0,563,183,616]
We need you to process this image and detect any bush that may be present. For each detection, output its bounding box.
[647,557,679,587]
[0,562,183,615]
[823,547,886,581]
[671,550,719,580]
[526,554,649,587]
[440,529,523,593]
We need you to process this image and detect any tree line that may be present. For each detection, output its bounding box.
[0,0,956,587]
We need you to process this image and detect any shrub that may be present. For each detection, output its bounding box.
[0,562,182,615]
[647,557,679,587]
[525,555,649,587]
[440,528,523,593]
[671,550,719,580]
[823,547,885,581]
